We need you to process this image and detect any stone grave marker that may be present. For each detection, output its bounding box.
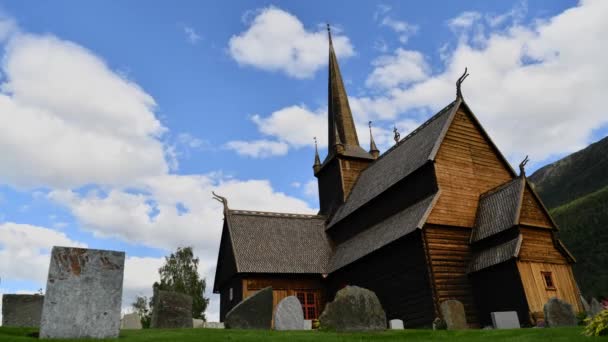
[581,296,591,315]
[1,294,44,327]
[491,311,520,329]
[274,296,304,331]
[440,300,468,330]
[389,319,404,329]
[203,322,225,329]
[319,286,386,332]
[225,286,273,329]
[151,290,193,329]
[121,313,142,329]
[544,297,577,327]
[590,298,604,317]
[303,320,312,330]
[39,247,125,339]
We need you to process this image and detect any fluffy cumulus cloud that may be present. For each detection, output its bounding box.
[355,0,608,164]
[366,49,430,89]
[224,139,289,158]
[228,6,354,78]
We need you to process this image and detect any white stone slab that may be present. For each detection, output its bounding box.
[491,311,520,329]
[121,313,142,329]
[389,319,404,329]
[303,319,313,330]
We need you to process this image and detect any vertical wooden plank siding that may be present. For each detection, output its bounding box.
[428,108,512,227]
[424,225,478,325]
[519,186,553,228]
[519,228,567,264]
[339,158,371,200]
[516,261,582,313]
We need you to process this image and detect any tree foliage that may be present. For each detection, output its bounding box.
[132,295,151,328]
[153,246,210,321]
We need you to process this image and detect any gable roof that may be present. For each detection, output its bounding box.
[467,234,522,273]
[329,193,439,272]
[328,100,460,228]
[470,177,525,243]
[224,210,332,275]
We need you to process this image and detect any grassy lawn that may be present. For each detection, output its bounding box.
[0,326,603,342]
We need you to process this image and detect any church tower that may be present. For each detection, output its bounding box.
[314,25,375,216]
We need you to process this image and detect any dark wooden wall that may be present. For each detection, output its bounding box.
[327,231,435,327]
[470,260,530,327]
[219,277,243,321]
[316,158,345,216]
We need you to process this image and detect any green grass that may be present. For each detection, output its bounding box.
[0,327,602,342]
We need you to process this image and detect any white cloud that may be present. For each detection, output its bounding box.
[380,17,418,44]
[355,0,608,164]
[224,139,288,158]
[448,11,482,31]
[366,49,430,89]
[252,105,327,148]
[0,33,167,189]
[182,25,201,45]
[228,6,354,78]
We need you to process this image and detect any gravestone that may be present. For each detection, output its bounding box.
[440,300,468,330]
[121,313,142,329]
[193,318,204,328]
[318,286,386,332]
[389,319,404,329]
[274,296,304,331]
[39,247,125,339]
[1,294,44,327]
[581,296,591,315]
[491,311,520,329]
[543,297,577,327]
[203,322,225,329]
[225,286,273,329]
[590,298,604,317]
[303,320,313,330]
[151,290,193,328]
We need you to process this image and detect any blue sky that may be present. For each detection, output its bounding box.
[1,0,606,322]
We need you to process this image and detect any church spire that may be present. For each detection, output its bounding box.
[313,137,321,173]
[368,121,379,159]
[327,24,360,151]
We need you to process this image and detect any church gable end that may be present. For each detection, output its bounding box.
[519,184,553,228]
[428,103,514,228]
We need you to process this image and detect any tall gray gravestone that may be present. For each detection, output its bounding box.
[225,286,273,329]
[274,296,304,330]
[543,297,577,327]
[151,290,193,329]
[1,294,44,327]
[39,247,125,339]
[318,286,386,332]
[440,299,468,330]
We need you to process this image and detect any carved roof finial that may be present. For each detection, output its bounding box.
[456,67,469,99]
[313,137,321,171]
[212,191,229,213]
[393,126,400,144]
[519,155,529,177]
[369,121,379,158]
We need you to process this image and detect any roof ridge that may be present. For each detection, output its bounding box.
[479,177,523,199]
[374,100,457,162]
[229,209,324,219]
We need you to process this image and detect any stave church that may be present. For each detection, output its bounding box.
[212,27,582,327]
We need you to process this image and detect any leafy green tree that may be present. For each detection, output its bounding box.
[132,295,151,328]
[153,246,210,321]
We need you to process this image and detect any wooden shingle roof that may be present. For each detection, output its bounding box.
[470,177,525,243]
[328,100,460,228]
[225,210,332,274]
[467,235,522,273]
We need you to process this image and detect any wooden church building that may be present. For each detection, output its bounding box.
[213,28,582,327]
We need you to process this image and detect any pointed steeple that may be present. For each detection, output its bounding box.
[368,121,379,159]
[313,137,321,173]
[327,24,360,151]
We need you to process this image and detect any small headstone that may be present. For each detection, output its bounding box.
[40,247,125,339]
[192,318,204,328]
[581,296,591,315]
[151,290,193,329]
[203,322,225,329]
[389,319,404,330]
[544,297,577,327]
[1,294,44,327]
[433,317,447,330]
[491,311,520,329]
[590,298,604,317]
[303,320,313,330]
[440,300,467,330]
[225,286,273,329]
[274,296,304,331]
[121,313,142,329]
[318,285,386,332]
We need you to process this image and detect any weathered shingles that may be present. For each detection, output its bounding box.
[329,101,456,228]
[329,194,437,272]
[470,178,524,243]
[228,211,332,274]
[468,235,522,273]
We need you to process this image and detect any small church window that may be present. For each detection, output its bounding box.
[296,291,318,319]
[542,271,556,290]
